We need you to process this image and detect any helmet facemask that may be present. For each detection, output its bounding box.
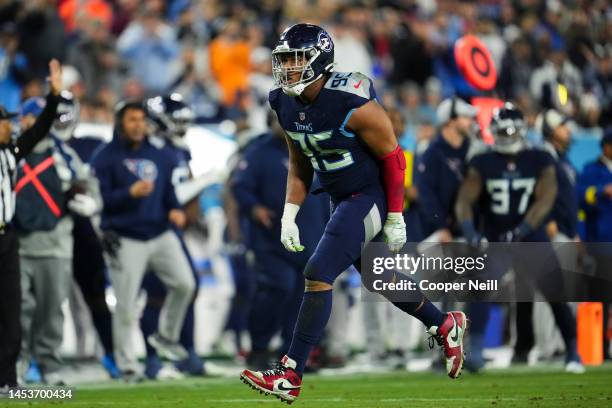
[272,47,322,97]
[166,107,195,137]
[491,116,526,155]
[52,100,80,142]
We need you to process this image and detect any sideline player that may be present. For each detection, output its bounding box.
[140,94,205,378]
[240,24,467,404]
[455,103,583,373]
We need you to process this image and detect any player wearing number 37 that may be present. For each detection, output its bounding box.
[240,23,468,404]
[455,103,583,373]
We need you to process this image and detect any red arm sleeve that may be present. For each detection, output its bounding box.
[379,145,406,213]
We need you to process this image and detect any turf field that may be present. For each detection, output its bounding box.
[3,365,612,408]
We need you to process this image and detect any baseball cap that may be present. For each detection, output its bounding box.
[0,105,18,120]
[536,109,570,137]
[436,97,477,124]
[21,97,46,117]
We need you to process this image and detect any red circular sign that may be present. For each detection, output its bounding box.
[454,35,497,91]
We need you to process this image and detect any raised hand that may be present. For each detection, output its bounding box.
[48,59,63,96]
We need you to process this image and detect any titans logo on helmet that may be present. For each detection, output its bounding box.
[318,31,333,52]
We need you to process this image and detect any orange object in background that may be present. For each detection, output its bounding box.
[454,35,497,91]
[209,38,251,107]
[471,97,504,144]
[577,302,604,366]
[59,0,113,33]
[607,305,612,341]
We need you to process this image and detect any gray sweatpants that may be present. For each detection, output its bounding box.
[20,257,72,375]
[107,230,195,372]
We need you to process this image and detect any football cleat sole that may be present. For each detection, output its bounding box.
[240,372,297,404]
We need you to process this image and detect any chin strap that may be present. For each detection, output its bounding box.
[282,73,325,97]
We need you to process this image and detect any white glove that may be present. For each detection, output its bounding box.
[383,212,406,252]
[280,203,304,252]
[68,193,99,217]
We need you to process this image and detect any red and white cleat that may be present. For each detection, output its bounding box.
[240,355,302,404]
[427,311,468,379]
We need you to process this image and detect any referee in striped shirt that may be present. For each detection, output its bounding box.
[0,59,62,391]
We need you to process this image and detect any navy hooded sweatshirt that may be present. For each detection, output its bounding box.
[91,130,180,240]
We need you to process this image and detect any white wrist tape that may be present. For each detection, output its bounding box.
[282,203,301,223]
[386,212,403,221]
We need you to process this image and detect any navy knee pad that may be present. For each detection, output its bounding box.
[303,258,335,285]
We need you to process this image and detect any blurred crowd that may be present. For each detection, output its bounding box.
[0,0,611,388]
[0,0,610,135]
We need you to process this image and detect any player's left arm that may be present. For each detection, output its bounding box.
[523,164,557,230]
[506,164,557,241]
[347,100,406,251]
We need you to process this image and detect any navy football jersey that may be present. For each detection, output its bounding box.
[167,142,192,186]
[149,135,192,186]
[269,72,380,200]
[469,146,554,239]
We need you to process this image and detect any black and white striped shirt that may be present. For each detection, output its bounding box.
[0,146,17,224]
[0,93,60,226]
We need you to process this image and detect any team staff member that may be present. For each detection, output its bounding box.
[91,101,195,379]
[140,94,204,379]
[578,128,612,360]
[538,109,579,290]
[0,59,62,393]
[579,129,612,244]
[416,97,477,242]
[417,97,490,372]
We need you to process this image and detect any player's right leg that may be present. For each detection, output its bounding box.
[241,190,383,403]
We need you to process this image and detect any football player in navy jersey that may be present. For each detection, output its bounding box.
[457,103,558,243]
[139,94,205,378]
[146,94,194,187]
[240,23,467,403]
[456,103,583,373]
